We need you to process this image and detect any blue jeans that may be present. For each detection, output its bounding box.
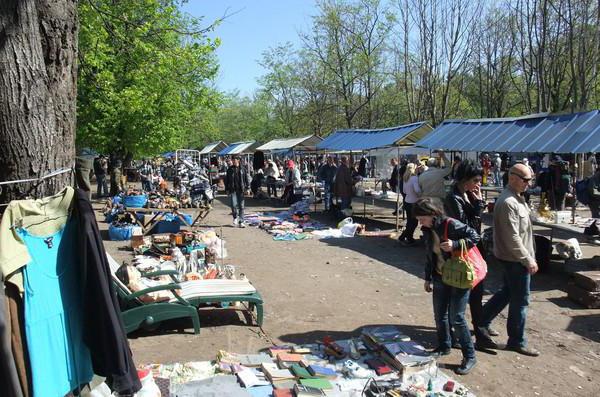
[323,183,333,210]
[432,277,475,360]
[494,169,502,187]
[481,260,530,348]
[230,192,245,220]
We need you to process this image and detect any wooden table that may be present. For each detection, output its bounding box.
[531,219,586,244]
[126,207,211,235]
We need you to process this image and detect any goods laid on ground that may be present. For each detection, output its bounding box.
[114,325,473,396]
[244,199,365,241]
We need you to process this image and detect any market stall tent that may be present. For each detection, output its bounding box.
[316,122,432,151]
[217,141,259,155]
[256,135,323,153]
[199,141,228,155]
[415,109,600,153]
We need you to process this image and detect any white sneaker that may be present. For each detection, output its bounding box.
[342,360,372,378]
[238,221,247,228]
[233,218,239,227]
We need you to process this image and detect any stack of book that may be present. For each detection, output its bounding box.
[361,325,411,352]
[380,341,434,377]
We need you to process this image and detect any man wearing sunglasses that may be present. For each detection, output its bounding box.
[477,163,540,356]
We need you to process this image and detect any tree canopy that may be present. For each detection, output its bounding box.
[77,0,221,159]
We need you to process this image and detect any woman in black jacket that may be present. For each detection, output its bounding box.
[445,160,498,350]
[415,197,479,375]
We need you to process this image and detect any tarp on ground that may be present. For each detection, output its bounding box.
[199,141,228,154]
[256,135,323,152]
[218,141,258,155]
[415,110,600,153]
[316,122,432,151]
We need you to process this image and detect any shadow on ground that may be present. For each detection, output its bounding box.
[567,313,600,343]
[278,323,439,348]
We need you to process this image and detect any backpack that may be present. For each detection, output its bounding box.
[576,178,591,205]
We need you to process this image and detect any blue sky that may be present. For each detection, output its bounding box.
[181,1,317,97]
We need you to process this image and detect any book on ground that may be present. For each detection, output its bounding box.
[294,384,326,396]
[261,363,295,382]
[306,365,337,379]
[299,378,333,390]
[290,364,318,379]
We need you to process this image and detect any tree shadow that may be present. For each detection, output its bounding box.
[566,313,600,343]
[127,308,256,338]
[277,323,439,348]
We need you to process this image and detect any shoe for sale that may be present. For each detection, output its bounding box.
[455,358,477,375]
[429,346,451,356]
[505,345,540,357]
[342,360,372,378]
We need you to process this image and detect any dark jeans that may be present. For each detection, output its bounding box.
[142,179,152,192]
[470,280,484,336]
[230,192,245,220]
[340,196,352,210]
[481,260,530,348]
[266,176,277,197]
[323,183,333,210]
[400,202,418,240]
[590,201,600,218]
[96,174,108,198]
[549,191,566,210]
[432,277,475,360]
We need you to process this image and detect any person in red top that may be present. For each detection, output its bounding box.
[481,154,492,186]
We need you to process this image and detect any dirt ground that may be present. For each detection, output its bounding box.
[99,193,600,397]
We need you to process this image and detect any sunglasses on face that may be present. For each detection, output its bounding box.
[510,172,532,182]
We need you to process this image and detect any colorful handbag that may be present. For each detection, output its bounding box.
[441,219,483,289]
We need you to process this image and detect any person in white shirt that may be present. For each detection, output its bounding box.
[399,163,421,245]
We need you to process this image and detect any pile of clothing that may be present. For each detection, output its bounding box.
[244,211,327,241]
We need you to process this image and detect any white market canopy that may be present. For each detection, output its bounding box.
[256,135,323,153]
[199,141,228,154]
[218,141,259,155]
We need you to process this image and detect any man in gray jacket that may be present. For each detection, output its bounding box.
[478,163,540,356]
[418,150,451,200]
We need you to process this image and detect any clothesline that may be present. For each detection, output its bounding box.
[0,167,73,186]
[0,167,74,207]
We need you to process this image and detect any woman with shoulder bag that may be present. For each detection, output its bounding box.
[416,197,480,375]
[445,160,497,350]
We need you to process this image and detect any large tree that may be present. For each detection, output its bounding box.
[0,0,78,203]
[76,0,220,161]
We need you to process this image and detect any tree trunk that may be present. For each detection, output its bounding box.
[0,0,77,205]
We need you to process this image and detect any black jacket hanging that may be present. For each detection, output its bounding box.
[72,189,141,394]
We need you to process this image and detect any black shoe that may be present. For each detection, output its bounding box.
[476,327,499,349]
[506,345,540,357]
[429,346,451,356]
[455,358,477,375]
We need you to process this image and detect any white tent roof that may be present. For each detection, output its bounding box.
[219,141,259,155]
[256,135,323,152]
[199,141,228,154]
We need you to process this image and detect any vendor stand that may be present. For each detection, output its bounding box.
[316,122,433,230]
[126,207,210,235]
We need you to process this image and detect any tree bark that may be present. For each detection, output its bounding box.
[0,0,77,205]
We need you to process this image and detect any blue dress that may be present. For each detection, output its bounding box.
[19,219,94,397]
